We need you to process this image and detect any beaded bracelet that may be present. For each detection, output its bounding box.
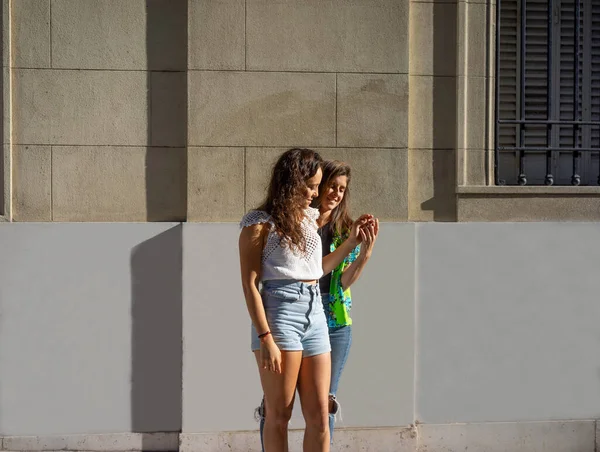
[258,331,271,340]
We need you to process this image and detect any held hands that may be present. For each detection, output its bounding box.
[348,214,374,246]
[260,335,282,374]
[358,217,379,259]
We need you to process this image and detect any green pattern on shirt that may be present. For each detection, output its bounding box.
[326,231,360,328]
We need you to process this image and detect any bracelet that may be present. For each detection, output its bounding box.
[258,331,271,340]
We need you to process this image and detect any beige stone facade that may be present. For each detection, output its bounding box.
[2,0,598,222]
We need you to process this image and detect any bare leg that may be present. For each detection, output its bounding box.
[254,350,302,452]
[297,352,331,452]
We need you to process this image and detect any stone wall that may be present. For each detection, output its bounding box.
[4,0,598,223]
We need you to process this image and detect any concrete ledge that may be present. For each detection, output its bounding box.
[418,421,596,452]
[2,423,598,451]
[180,427,416,452]
[1,433,178,451]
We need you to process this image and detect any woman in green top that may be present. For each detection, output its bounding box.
[315,160,378,444]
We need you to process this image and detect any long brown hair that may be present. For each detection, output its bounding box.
[257,148,323,252]
[315,160,353,238]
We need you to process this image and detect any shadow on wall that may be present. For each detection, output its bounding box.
[130,225,183,436]
[420,3,458,221]
[145,0,188,222]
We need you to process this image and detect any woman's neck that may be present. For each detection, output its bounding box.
[318,209,332,228]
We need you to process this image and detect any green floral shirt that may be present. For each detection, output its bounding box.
[325,231,360,328]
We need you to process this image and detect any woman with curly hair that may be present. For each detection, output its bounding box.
[239,149,367,452]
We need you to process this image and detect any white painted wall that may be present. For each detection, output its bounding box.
[2,222,600,436]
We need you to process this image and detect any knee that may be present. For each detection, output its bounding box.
[304,406,329,433]
[264,404,293,429]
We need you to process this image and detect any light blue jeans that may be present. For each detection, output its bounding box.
[258,293,352,449]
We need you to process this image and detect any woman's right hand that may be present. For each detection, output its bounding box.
[261,336,282,374]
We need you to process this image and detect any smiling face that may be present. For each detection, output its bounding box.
[303,167,323,208]
[321,175,348,214]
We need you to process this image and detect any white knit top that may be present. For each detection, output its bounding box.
[240,208,323,281]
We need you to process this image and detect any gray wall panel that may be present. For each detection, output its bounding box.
[0,223,181,435]
[416,223,600,423]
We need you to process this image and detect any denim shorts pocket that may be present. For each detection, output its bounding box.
[268,288,301,302]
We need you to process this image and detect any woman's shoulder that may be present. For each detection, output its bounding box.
[304,207,320,223]
[240,210,272,229]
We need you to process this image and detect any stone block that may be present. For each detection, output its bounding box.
[462,2,489,77]
[13,69,147,146]
[51,0,186,70]
[52,146,185,221]
[457,192,600,221]
[337,74,408,148]
[150,72,187,147]
[461,148,488,185]
[245,147,408,221]
[246,0,408,72]
[244,147,281,211]
[188,71,335,147]
[188,147,244,221]
[2,0,9,67]
[12,0,50,68]
[418,421,595,452]
[409,2,457,76]
[12,145,51,221]
[457,76,490,152]
[3,67,10,144]
[323,148,408,220]
[408,149,456,221]
[466,76,489,150]
[189,0,245,70]
[409,75,457,150]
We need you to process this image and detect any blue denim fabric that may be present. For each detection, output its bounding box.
[251,280,330,357]
[324,293,352,444]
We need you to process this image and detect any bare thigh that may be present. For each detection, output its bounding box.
[297,352,331,424]
[254,350,303,418]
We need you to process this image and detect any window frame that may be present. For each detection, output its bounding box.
[494,0,600,186]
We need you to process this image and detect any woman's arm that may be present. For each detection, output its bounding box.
[239,224,269,334]
[322,214,372,274]
[239,224,282,373]
[340,219,379,290]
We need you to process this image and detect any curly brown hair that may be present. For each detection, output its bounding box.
[314,160,353,238]
[257,148,323,253]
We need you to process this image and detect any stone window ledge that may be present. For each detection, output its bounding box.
[458,186,600,195]
[457,186,600,221]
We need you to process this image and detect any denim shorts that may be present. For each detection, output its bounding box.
[251,280,331,358]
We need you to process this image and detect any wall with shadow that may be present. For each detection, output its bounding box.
[145,0,188,222]
[420,4,458,221]
[0,223,179,436]
[131,224,183,433]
